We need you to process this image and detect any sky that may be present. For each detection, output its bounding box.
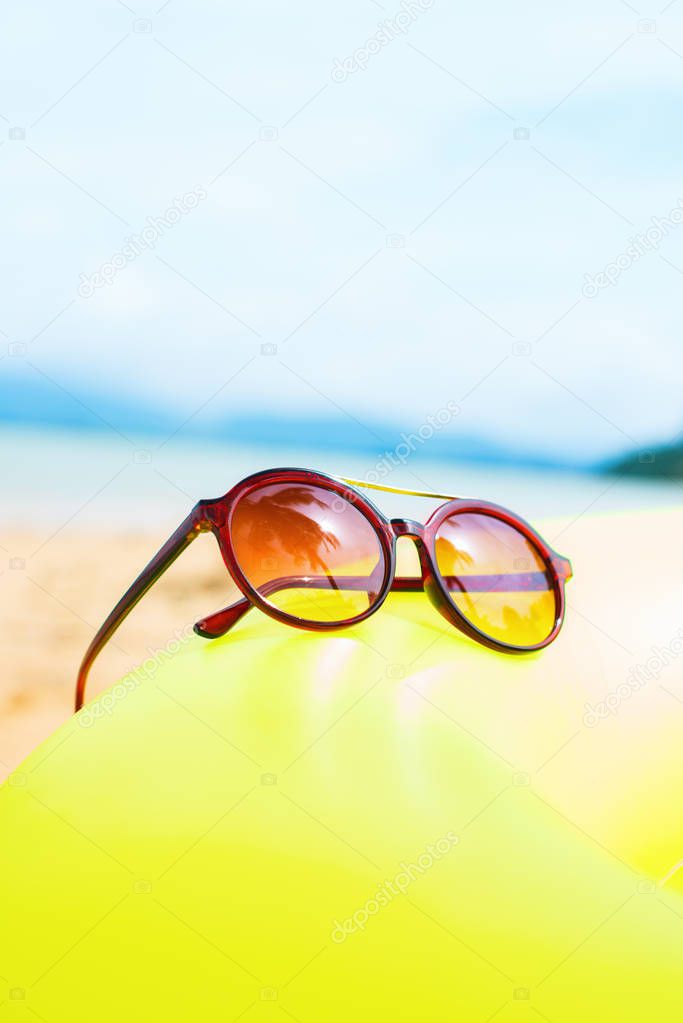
[2,0,683,462]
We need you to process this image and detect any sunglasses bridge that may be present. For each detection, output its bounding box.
[388,518,445,606]
[390,518,424,539]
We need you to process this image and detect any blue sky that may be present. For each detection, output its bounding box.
[2,0,683,461]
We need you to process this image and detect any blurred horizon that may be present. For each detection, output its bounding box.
[3,360,682,473]
[4,424,683,534]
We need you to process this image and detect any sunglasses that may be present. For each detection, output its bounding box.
[75,468,573,711]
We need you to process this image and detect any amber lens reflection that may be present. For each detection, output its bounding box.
[434,512,556,647]
[230,482,386,624]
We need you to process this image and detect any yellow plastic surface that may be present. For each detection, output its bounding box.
[2,510,683,1021]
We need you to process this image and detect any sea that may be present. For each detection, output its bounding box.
[1,425,680,533]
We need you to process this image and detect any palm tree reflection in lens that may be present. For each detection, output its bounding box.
[434,513,556,647]
[230,484,386,623]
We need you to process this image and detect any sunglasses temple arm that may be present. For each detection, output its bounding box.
[75,510,205,713]
[194,596,254,638]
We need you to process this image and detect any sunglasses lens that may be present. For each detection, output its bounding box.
[230,481,387,624]
[434,512,557,648]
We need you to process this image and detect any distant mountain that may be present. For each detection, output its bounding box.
[0,367,175,435]
[206,414,585,470]
[0,368,591,470]
[607,442,683,480]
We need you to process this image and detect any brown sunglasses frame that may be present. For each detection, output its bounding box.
[75,467,572,712]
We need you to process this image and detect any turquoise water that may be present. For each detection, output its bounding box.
[1,425,680,531]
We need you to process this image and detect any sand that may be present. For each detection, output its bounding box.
[0,526,243,783]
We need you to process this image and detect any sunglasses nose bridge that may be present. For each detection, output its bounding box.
[390,518,424,540]
[390,519,436,582]
[390,518,449,616]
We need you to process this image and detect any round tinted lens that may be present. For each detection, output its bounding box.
[230,481,386,624]
[434,512,557,647]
